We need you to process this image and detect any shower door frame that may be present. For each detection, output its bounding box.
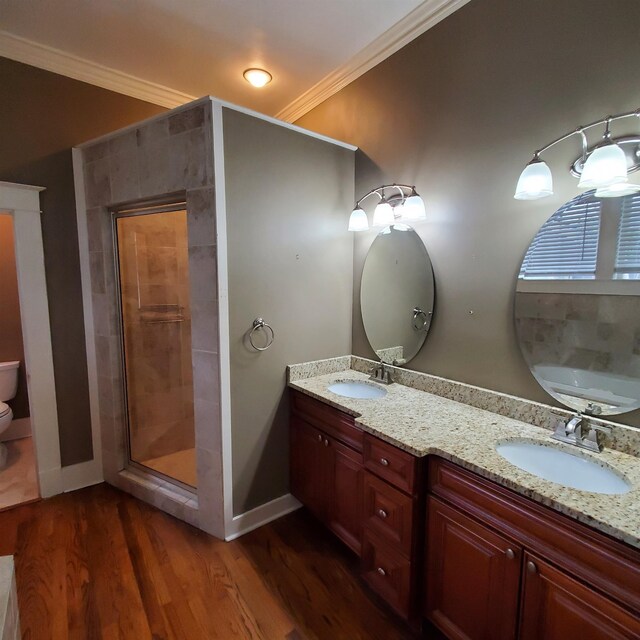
[111,198,196,493]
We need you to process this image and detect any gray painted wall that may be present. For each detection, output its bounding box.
[223,108,354,514]
[296,0,640,427]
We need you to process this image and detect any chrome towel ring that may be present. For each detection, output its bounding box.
[249,318,275,351]
[412,307,431,332]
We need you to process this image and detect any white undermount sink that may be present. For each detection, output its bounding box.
[496,440,631,495]
[327,381,387,399]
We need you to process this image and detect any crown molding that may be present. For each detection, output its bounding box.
[0,30,195,108]
[276,0,472,123]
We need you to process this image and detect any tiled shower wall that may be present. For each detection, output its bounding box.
[515,291,640,377]
[79,100,224,536]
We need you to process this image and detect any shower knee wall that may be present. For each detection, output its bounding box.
[74,97,355,538]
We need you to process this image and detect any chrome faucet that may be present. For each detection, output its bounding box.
[551,413,611,453]
[369,362,394,385]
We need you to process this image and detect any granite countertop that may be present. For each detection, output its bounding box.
[289,368,640,549]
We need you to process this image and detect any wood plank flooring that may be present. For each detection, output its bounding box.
[0,484,421,639]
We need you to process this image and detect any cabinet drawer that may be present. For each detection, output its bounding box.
[362,529,413,619]
[291,390,363,452]
[364,434,418,495]
[363,471,415,556]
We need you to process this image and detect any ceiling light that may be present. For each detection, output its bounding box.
[515,108,640,204]
[243,68,272,88]
[514,156,553,200]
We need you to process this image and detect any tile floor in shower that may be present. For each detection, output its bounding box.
[141,447,197,488]
[0,436,39,511]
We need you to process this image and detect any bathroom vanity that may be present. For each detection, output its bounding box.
[288,359,640,638]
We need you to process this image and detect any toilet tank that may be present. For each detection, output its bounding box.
[0,361,20,401]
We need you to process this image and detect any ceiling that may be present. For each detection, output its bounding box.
[0,0,468,121]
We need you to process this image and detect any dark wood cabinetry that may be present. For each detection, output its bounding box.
[290,390,640,638]
[426,458,640,640]
[426,496,520,640]
[290,395,363,555]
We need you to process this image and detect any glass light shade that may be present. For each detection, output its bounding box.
[348,207,369,231]
[578,143,628,188]
[595,182,640,198]
[243,68,273,88]
[402,194,427,220]
[373,201,394,227]
[514,160,553,200]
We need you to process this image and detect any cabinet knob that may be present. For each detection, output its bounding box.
[377,567,386,577]
[380,458,389,467]
[526,561,537,575]
[377,509,388,519]
[506,548,515,560]
[317,434,322,442]
[323,438,329,447]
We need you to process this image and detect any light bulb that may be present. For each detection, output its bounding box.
[578,142,628,189]
[514,158,553,200]
[243,68,273,88]
[348,207,369,231]
[373,200,394,227]
[402,192,426,220]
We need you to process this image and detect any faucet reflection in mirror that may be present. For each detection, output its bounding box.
[514,108,640,200]
[348,183,426,231]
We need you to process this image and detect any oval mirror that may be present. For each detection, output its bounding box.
[361,224,435,365]
[515,189,640,416]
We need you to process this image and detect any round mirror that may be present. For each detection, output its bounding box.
[515,189,640,416]
[361,224,435,365]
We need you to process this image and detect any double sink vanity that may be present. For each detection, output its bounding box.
[287,356,640,638]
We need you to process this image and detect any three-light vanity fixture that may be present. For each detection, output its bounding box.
[349,184,426,231]
[514,108,640,200]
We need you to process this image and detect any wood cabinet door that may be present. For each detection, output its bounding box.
[519,553,640,640]
[327,439,363,555]
[425,497,521,640]
[290,416,328,520]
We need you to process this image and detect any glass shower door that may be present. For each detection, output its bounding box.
[115,207,197,488]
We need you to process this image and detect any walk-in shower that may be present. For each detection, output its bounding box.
[114,203,197,489]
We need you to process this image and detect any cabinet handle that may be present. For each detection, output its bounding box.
[317,434,322,442]
[377,509,388,519]
[526,561,537,575]
[323,438,329,447]
[506,548,515,560]
[377,567,386,577]
[380,458,389,467]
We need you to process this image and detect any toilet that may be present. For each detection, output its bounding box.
[0,361,20,469]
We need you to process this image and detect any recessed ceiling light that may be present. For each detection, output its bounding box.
[243,68,273,88]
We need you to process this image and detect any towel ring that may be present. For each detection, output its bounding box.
[249,318,275,351]
[412,307,431,332]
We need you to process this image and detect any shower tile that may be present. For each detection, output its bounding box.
[86,207,104,252]
[191,299,218,352]
[194,398,221,452]
[187,187,216,247]
[188,245,217,302]
[168,129,208,191]
[109,130,138,157]
[110,151,140,203]
[89,251,106,294]
[84,158,112,208]
[169,106,206,135]
[136,118,169,147]
[137,138,171,198]
[92,293,113,337]
[83,139,110,164]
[192,350,219,402]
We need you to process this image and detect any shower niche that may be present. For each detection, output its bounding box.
[74,98,354,538]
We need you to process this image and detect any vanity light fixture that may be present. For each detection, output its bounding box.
[348,184,426,231]
[243,68,273,88]
[514,108,640,200]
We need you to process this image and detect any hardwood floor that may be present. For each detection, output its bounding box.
[0,484,420,639]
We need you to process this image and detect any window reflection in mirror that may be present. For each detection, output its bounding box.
[515,190,640,416]
[361,224,435,366]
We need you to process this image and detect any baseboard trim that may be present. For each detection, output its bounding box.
[0,417,31,442]
[225,493,302,541]
[61,458,104,493]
